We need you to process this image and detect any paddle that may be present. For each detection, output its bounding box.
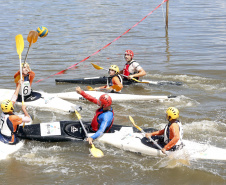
[129,115,168,155]
[24,30,38,64]
[91,63,149,84]
[74,109,104,158]
[15,34,25,104]
[86,84,121,92]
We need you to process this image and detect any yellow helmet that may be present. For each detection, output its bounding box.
[1,99,14,113]
[109,65,119,74]
[166,107,179,121]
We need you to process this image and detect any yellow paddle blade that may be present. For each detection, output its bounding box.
[75,110,82,120]
[90,144,104,158]
[91,63,104,70]
[27,30,38,46]
[131,78,149,84]
[129,116,142,132]
[86,86,95,91]
[15,34,24,59]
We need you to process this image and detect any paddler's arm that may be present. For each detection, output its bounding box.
[76,86,99,104]
[11,80,23,105]
[145,129,164,138]
[128,67,146,79]
[94,85,107,91]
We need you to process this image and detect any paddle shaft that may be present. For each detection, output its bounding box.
[139,127,163,151]
[129,116,166,154]
[75,110,88,137]
[91,63,144,83]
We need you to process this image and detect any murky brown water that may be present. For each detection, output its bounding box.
[0,0,225,184]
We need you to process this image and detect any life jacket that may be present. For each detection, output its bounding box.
[19,75,32,96]
[164,120,183,146]
[91,108,114,132]
[0,113,14,137]
[123,60,135,76]
[108,74,123,88]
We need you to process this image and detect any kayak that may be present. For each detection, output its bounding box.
[55,76,183,86]
[0,118,32,160]
[17,121,153,142]
[0,89,82,113]
[17,121,226,161]
[51,91,177,102]
[0,141,24,160]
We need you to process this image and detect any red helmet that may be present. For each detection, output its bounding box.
[125,50,134,59]
[99,94,112,108]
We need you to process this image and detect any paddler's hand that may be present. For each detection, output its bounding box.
[161,148,166,154]
[18,79,23,86]
[75,86,82,94]
[128,75,134,80]
[145,133,152,138]
[87,137,93,145]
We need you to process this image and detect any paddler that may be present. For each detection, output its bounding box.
[76,86,114,145]
[0,80,32,144]
[120,50,146,81]
[94,65,123,93]
[145,107,184,154]
[14,62,38,102]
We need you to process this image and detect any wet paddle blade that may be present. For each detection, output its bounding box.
[131,78,149,84]
[91,63,104,70]
[90,144,104,158]
[27,30,38,46]
[129,115,142,132]
[15,34,24,59]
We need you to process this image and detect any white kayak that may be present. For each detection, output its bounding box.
[96,127,226,161]
[0,119,32,160]
[0,89,81,113]
[52,91,177,102]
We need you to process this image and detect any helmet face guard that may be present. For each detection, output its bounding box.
[99,94,112,108]
[1,99,14,113]
[166,107,179,121]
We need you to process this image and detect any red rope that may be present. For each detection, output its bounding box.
[36,0,168,83]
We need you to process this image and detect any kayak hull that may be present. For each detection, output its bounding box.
[0,89,81,113]
[55,76,183,86]
[17,121,156,142]
[52,91,177,102]
[17,121,226,161]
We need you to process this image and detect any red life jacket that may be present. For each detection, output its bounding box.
[91,108,114,132]
[123,62,132,76]
[123,61,139,80]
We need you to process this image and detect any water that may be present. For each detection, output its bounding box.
[0,0,226,184]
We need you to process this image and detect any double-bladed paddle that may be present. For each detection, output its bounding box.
[91,63,149,84]
[75,109,104,158]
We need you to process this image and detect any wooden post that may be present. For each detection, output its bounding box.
[166,0,169,31]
